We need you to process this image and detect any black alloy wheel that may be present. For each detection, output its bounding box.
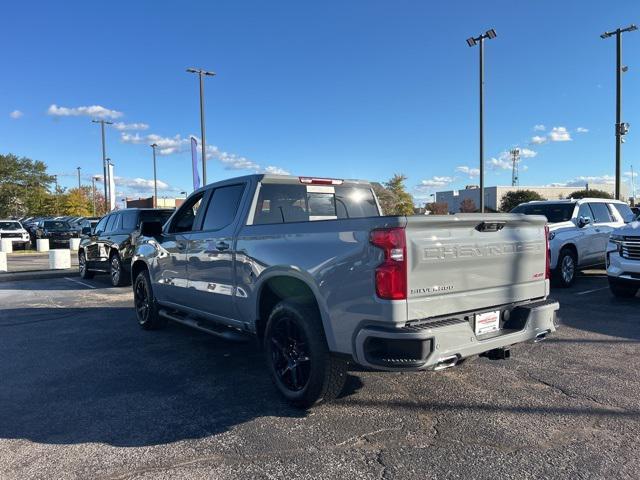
[269,315,312,392]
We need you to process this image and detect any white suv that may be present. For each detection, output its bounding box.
[0,220,31,250]
[512,198,635,287]
[607,220,640,298]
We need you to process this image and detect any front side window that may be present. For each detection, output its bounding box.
[253,184,379,224]
[201,184,245,231]
[104,214,120,233]
[94,216,108,234]
[577,203,594,223]
[169,193,204,233]
[589,203,614,223]
[121,211,138,230]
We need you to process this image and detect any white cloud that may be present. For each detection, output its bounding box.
[418,176,454,188]
[455,166,480,178]
[9,110,23,119]
[519,148,537,158]
[576,127,589,133]
[489,157,512,170]
[533,124,546,131]
[263,166,291,175]
[563,175,615,187]
[113,122,149,131]
[47,104,123,119]
[530,135,546,145]
[548,126,572,142]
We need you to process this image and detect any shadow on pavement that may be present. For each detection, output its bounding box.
[0,306,337,447]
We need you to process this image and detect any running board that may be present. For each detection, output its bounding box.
[159,309,249,342]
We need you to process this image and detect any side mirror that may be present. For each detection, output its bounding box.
[578,216,591,228]
[140,221,163,237]
[81,226,92,236]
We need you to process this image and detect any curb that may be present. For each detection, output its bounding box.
[0,269,79,283]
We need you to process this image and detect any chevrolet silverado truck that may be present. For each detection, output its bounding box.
[131,174,559,407]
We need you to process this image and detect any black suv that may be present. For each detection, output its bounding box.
[34,219,75,247]
[78,208,173,286]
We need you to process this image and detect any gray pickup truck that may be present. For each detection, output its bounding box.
[131,174,559,407]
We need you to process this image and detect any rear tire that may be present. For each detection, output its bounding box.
[134,269,166,330]
[264,301,347,408]
[109,253,128,287]
[554,248,577,288]
[78,251,94,279]
[609,278,639,298]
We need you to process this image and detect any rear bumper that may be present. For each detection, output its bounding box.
[353,299,559,371]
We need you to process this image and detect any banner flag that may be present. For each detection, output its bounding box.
[191,136,201,191]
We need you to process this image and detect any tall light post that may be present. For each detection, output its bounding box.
[466,29,497,213]
[186,67,216,186]
[91,175,99,216]
[92,119,113,211]
[53,174,59,215]
[150,143,158,208]
[77,166,82,189]
[601,24,637,200]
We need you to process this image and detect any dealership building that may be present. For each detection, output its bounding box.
[434,183,629,213]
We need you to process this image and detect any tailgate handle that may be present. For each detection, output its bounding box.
[475,221,505,232]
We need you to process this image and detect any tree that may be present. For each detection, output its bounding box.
[567,189,612,200]
[500,190,545,212]
[0,153,54,217]
[426,202,449,215]
[459,198,477,213]
[384,174,415,216]
[61,188,93,216]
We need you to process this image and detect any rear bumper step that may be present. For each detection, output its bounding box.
[353,299,559,371]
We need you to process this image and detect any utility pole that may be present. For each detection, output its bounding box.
[92,119,113,211]
[77,167,81,189]
[510,148,520,187]
[53,174,59,215]
[466,29,497,212]
[601,24,637,200]
[91,176,98,216]
[186,67,216,186]
[150,143,158,208]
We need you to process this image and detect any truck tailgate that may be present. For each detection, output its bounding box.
[405,213,548,320]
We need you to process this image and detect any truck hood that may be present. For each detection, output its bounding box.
[548,220,576,232]
[612,221,640,237]
[0,229,27,234]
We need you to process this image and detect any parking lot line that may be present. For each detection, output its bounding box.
[575,286,609,296]
[64,277,96,289]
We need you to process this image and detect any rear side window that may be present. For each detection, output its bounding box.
[589,203,614,223]
[253,184,379,224]
[121,211,138,230]
[611,203,635,223]
[201,184,245,231]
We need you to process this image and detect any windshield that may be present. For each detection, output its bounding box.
[43,221,70,230]
[511,203,575,223]
[0,221,22,230]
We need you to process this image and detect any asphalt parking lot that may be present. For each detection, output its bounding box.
[0,271,638,479]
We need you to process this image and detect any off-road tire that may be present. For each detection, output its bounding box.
[264,300,347,408]
[134,269,166,330]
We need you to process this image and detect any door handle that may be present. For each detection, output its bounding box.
[216,241,230,251]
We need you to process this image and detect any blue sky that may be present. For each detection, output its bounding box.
[1,0,639,203]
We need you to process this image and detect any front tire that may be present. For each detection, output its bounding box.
[109,253,128,287]
[134,270,166,330]
[264,301,347,408]
[78,251,94,279]
[609,278,639,298]
[554,248,577,288]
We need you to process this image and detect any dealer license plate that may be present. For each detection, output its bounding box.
[475,310,500,336]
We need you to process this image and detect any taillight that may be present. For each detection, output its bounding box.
[544,224,551,280]
[370,227,407,300]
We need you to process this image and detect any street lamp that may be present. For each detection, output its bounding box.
[601,24,637,200]
[186,67,216,186]
[91,119,113,211]
[150,143,158,208]
[91,175,99,216]
[466,28,497,213]
[77,166,81,189]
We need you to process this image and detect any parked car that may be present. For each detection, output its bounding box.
[512,198,635,287]
[129,174,559,407]
[34,219,76,247]
[607,220,640,298]
[0,220,31,249]
[78,208,173,286]
[78,218,100,236]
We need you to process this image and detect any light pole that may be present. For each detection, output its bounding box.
[91,175,99,216]
[77,166,82,189]
[466,29,497,213]
[92,119,113,211]
[150,143,158,208]
[186,67,216,186]
[601,24,637,200]
[53,174,59,215]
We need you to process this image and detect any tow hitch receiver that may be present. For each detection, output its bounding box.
[481,347,511,360]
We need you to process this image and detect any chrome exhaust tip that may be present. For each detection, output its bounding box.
[534,331,548,343]
[434,354,458,371]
